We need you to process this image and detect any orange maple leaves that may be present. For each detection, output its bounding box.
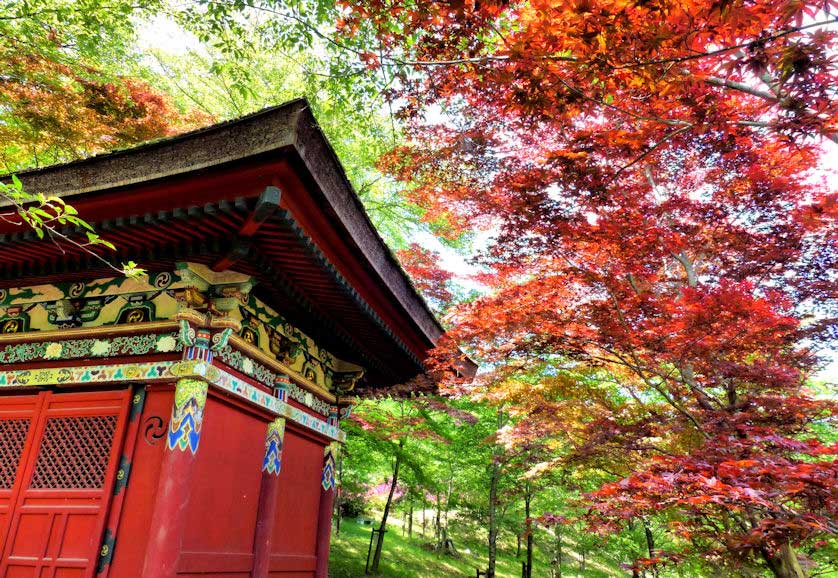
[0,50,210,171]
[339,0,838,570]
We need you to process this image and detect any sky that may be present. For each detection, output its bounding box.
[811,143,838,382]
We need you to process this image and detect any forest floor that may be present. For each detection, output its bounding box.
[328,517,621,578]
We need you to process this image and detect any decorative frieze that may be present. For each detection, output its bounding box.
[215,345,331,416]
[0,360,345,442]
[0,333,180,364]
[0,262,365,394]
[0,361,173,387]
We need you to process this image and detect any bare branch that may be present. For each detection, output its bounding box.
[610,124,694,182]
[699,74,838,143]
[613,18,838,70]
[672,250,697,287]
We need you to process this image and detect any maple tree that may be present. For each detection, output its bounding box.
[325,1,838,576]
[0,53,207,171]
[344,398,445,573]
[0,0,209,275]
[396,243,455,309]
[0,50,206,172]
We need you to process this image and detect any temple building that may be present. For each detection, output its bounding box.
[0,99,465,578]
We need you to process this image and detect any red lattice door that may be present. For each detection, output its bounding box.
[0,395,40,558]
[0,390,131,578]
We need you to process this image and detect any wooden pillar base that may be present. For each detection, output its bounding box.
[314,487,336,578]
[315,444,338,578]
[252,418,285,578]
[140,378,208,578]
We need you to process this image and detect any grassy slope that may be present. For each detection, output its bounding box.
[329,518,620,578]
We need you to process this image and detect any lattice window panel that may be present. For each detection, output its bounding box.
[30,415,117,489]
[0,419,30,489]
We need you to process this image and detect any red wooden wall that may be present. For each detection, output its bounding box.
[108,384,329,577]
[108,387,169,575]
[270,430,324,577]
[179,396,264,577]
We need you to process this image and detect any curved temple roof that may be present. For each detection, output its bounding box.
[3,99,475,388]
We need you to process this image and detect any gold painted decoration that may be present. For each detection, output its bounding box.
[167,378,208,453]
[262,418,286,475]
[0,360,346,442]
[0,262,364,392]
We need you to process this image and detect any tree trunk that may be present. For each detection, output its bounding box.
[487,406,503,578]
[435,490,442,543]
[444,470,453,531]
[525,483,533,578]
[408,500,413,538]
[764,543,807,578]
[516,533,521,557]
[553,525,562,578]
[422,498,427,538]
[644,521,658,578]
[369,441,403,574]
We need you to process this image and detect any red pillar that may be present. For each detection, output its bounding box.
[140,377,208,578]
[315,443,338,578]
[251,418,286,578]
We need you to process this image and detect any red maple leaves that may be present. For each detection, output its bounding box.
[396,243,455,307]
[340,0,838,573]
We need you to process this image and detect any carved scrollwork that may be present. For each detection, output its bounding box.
[142,416,166,445]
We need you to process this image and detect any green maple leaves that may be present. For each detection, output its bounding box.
[1,175,145,279]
